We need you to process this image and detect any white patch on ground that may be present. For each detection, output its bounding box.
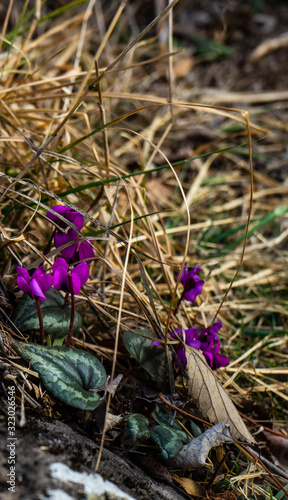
[43,489,74,500]
[49,462,136,500]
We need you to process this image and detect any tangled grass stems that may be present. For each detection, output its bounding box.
[1,1,288,498]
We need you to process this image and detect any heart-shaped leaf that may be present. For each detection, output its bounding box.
[121,414,150,444]
[12,288,82,338]
[152,405,190,444]
[122,330,166,390]
[12,342,107,410]
[151,424,184,461]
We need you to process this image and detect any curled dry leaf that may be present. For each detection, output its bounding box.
[172,421,233,469]
[172,474,206,496]
[186,347,255,443]
[105,413,123,432]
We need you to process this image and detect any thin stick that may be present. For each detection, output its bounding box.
[212,111,254,323]
[95,185,134,471]
[95,59,110,174]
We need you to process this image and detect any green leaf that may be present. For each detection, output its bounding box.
[12,288,82,338]
[122,330,167,390]
[151,424,183,461]
[190,35,232,60]
[12,342,107,410]
[122,414,150,444]
[152,404,190,444]
[275,482,288,500]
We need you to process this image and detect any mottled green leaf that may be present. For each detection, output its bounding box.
[152,404,190,444]
[122,413,150,444]
[122,330,166,390]
[12,342,107,410]
[13,287,82,338]
[151,424,183,461]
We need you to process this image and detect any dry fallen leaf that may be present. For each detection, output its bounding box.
[172,474,206,496]
[172,421,234,469]
[186,347,255,443]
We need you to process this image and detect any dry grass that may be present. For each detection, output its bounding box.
[1,1,288,498]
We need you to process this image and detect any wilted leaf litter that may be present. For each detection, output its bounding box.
[1,1,288,499]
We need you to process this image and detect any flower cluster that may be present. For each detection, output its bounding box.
[17,205,94,301]
[46,205,94,264]
[171,322,230,370]
[16,205,95,345]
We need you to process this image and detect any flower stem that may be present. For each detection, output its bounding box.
[66,275,75,347]
[35,298,45,345]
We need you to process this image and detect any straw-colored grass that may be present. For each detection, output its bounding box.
[1,1,288,498]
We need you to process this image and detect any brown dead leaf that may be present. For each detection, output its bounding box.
[186,348,255,443]
[172,474,205,496]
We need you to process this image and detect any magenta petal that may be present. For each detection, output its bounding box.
[46,205,69,222]
[210,342,221,355]
[53,257,68,272]
[187,339,202,349]
[43,274,53,293]
[54,231,78,247]
[54,232,79,260]
[17,276,31,294]
[209,322,222,336]
[53,268,68,291]
[53,258,69,290]
[70,271,81,295]
[176,348,187,367]
[61,244,79,261]
[170,328,183,339]
[183,279,204,302]
[32,266,52,294]
[78,241,94,262]
[16,266,30,281]
[47,205,83,236]
[213,353,230,369]
[203,351,213,368]
[30,278,47,300]
[66,211,83,231]
[184,328,199,343]
[72,261,89,287]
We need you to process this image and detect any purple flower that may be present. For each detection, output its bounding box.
[178,263,204,303]
[47,205,84,261]
[78,241,94,262]
[46,205,83,232]
[197,322,230,370]
[170,322,229,370]
[16,265,53,301]
[52,257,89,295]
[47,205,94,264]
